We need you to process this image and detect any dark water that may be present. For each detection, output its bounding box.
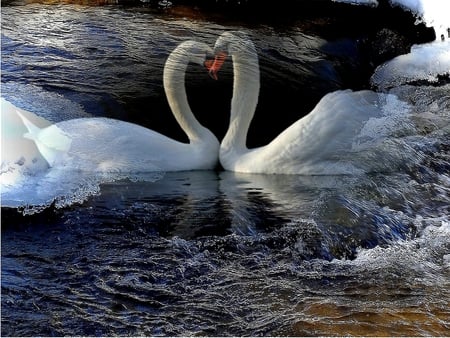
[2,170,450,336]
[1,2,450,336]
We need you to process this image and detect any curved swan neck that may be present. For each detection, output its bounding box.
[163,48,209,143]
[222,41,260,153]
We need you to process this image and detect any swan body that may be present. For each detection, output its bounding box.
[24,117,216,172]
[211,32,394,175]
[227,90,384,175]
[15,40,219,173]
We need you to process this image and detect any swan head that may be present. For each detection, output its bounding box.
[166,40,214,73]
[207,31,257,80]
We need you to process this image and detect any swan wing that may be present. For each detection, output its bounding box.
[250,90,384,174]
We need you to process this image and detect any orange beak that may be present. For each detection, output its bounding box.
[205,51,227,80]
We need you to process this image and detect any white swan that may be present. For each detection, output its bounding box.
[209,32,397,175]
[15,40,220,173]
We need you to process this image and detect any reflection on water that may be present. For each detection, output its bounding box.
[1,2,450,336]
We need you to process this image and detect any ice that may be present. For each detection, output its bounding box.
[2,166,163,215]
[332,0,379,6]
[1,98,52,187]
[1,98,164,214]
[389,0,450,39]
[354,93,413,142]
[371,40,450,89]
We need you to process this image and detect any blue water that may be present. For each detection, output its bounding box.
[1,2,450,336]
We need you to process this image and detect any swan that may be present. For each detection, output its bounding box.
[15,40,220,173]
[208,32,398,175]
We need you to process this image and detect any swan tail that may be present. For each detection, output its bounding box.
[16,110,72,167]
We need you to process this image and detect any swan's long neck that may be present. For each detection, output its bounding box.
[163,50,209,143]
[221,45,260,156]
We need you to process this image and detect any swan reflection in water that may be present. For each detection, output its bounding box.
[74,169,416,260]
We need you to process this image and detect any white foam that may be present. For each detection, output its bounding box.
[346,219,450,285]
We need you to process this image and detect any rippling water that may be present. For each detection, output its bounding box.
[2,169,450,335]
[2,2,450,336]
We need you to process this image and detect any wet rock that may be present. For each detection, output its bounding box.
[367,28,412,66]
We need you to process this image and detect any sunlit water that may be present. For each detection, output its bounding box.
[1,2,450,336]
